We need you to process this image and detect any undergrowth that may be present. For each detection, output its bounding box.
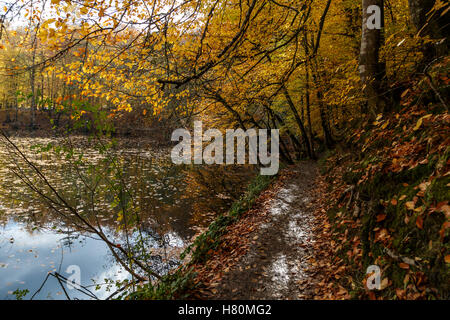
[321,60,449,299]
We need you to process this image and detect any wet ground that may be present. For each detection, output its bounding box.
[213,161,320,299]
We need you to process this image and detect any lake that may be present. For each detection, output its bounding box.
[0,136,256,299]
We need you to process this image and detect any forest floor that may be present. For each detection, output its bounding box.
[185,69,449,300]
[190,161,340,299]
[214,162,319,299]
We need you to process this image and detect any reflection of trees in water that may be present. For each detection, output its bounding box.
[183,164,257,229]
[0,137,255,240]
[0,136,256,298]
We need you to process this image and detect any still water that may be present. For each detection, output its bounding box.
[0,136,255,299]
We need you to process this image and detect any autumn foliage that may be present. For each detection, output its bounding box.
[0,0,448,300]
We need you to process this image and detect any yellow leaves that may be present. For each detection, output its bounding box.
[63,3,75,13]
[39,28,47,39]
[373,114,389,128]
[445,255,450,264]
[413,114,432,131]
[118,103,132,112]
[80,7,89,15]
[413,118,423,131]
[41,18,56,29]
[70,110,86,120]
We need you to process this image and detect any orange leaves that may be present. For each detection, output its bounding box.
[399,262,410,270]
[312,73,449,300]
[415,215,424,229]
[436,202,450,218]
[418,182,430,192]
[405,201,415,210]
[374,228,390,243]
[439,221,450,241]
[396,288,406,299]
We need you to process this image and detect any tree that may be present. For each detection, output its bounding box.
[359,0,387,117]
[408,0,449,66]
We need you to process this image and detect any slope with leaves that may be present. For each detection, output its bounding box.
[312,59,449,299]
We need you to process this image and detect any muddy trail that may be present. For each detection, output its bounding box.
[198,161,323,300]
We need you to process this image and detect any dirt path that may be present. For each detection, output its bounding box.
[213,161,320,299]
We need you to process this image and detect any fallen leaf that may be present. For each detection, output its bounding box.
[405,201,415,210]
[396,288,406,299]
[380,277,390,290]
[416,216,423,229]
[399,262,410,269]
[439,205,450,218]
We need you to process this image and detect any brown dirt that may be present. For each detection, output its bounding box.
[192,161,326,299]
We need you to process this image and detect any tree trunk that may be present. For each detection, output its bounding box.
[304,60,316,159]
[30,40,37,128]
[408,0,449,66]
[359,0,386,118]
[310,59,335,149]
[302,31,316,158]
[282,84,313,159]
[30,66,36,127]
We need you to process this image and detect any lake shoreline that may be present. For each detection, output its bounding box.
[0,135,256,300]
[126,170,280,299]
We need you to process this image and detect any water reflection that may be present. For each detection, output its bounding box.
[0,220,127,299]
[0,137,256,299]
